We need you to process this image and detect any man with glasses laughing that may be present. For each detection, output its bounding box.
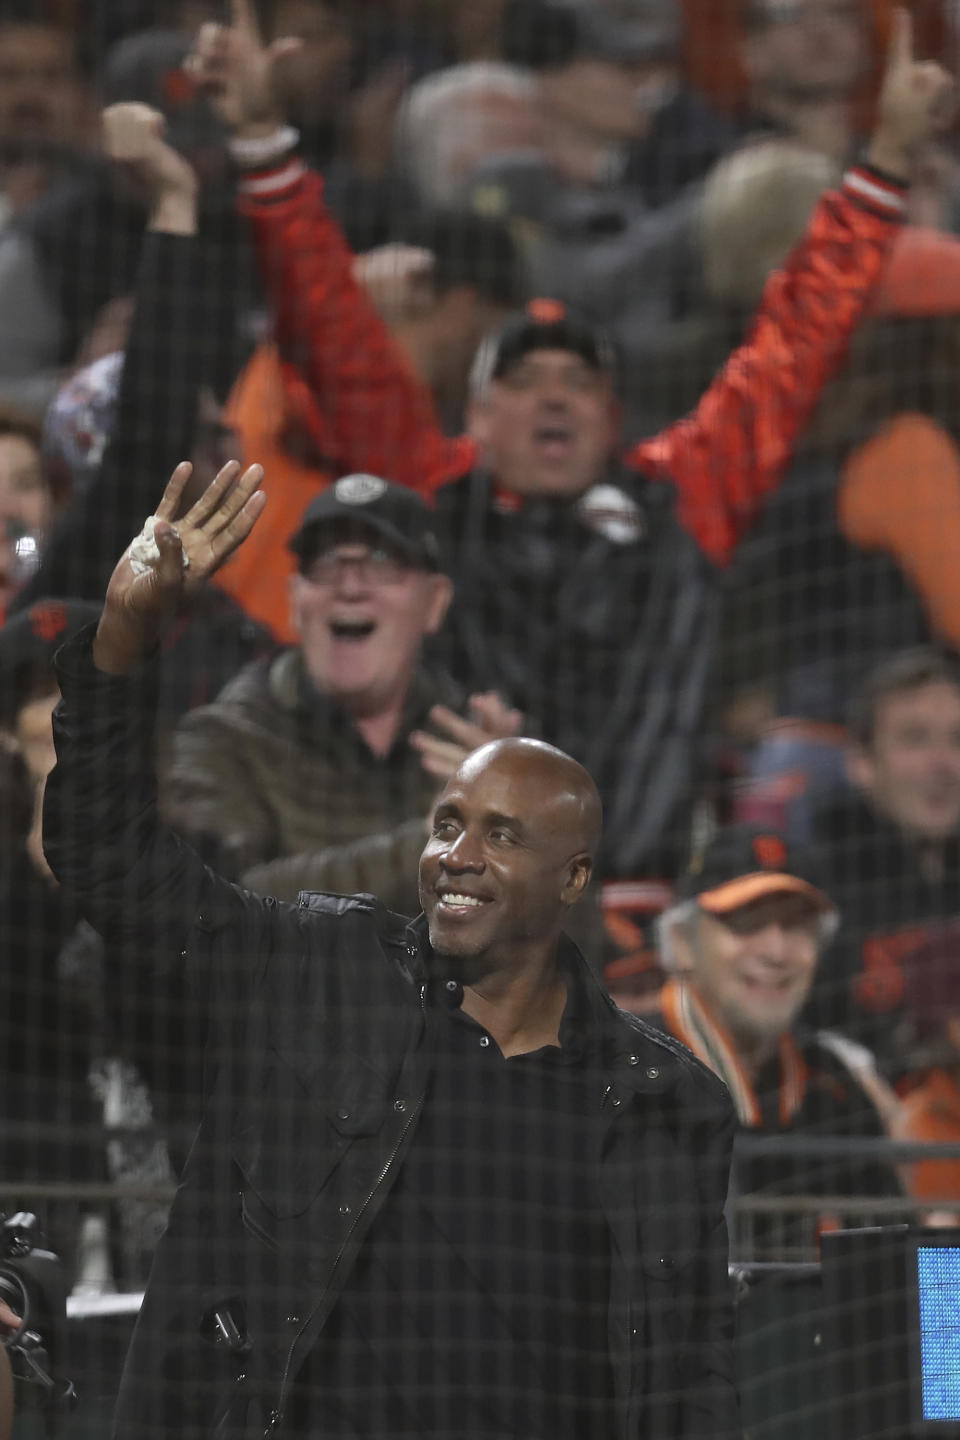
[164,473,521,917]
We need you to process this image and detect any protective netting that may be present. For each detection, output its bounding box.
[3,1,960,1437]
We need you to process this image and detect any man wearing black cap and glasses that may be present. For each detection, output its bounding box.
[165,475,521,917]
[189,0,952,883]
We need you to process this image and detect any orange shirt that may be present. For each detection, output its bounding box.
[898,1067,960,1203]
[215,344,333,646]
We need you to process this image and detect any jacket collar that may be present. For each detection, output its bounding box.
[399,913,682,1094]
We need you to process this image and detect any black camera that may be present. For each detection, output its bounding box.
[0,1212,76,1430]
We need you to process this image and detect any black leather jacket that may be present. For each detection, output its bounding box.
[44,629,739,1440]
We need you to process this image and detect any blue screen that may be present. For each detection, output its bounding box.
[918,1246,960,1421]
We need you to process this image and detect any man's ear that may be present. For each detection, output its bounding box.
[561,853,593,907]
[665,917,696,975]
[466,389,492,449]
[422,572,454,635]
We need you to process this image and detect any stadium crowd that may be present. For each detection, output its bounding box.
[2,0,960,1327]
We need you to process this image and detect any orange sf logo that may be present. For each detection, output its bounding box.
[752,834,788,870]
[526,298,566,325]
[30,604,68,643]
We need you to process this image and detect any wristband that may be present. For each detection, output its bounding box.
[227,126,300,169]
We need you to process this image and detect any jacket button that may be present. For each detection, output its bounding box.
[285,1314,300,1325]
[659,1255,674,1268]
[406,943,417,958]
[445,980,458,992]
[628,1054,639,1065]
[646,1066,660,1080]
[336,1108,350,1121]
[612,1096,622,1108]
[393,1099,406,1113]
[479,1036,491,1048]
[339,1204,351,1215]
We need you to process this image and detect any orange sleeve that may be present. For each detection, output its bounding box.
[237,159,477,499]
[628,167,904,567]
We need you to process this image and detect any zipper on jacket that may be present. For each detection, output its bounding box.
[266,983,429,1436]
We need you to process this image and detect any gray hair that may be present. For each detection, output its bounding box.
[394,61,540,210]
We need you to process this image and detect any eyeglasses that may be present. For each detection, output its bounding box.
[302,547,413,586]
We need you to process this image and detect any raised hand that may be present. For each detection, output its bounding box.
[868,7,955,180]
[102,102,198,233]
[185,0,301,139]
[94,460,266,674]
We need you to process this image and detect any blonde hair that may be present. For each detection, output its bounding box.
[700,140,841,309]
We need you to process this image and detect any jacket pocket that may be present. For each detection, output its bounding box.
[231,1048,391,1218]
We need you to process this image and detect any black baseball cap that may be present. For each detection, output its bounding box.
[399,211,523,312]
[471,298,618,390]
[288,475,442,572]
[0,598,102,724]
[676,825,835,916]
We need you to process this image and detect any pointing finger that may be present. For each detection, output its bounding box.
[887,6,913,69]
[231,0,264,43]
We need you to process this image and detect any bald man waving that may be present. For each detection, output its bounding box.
[43,462,738,1440]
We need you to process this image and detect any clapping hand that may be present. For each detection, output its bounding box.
[411,692,524,783]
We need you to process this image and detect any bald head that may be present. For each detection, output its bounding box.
[454,736,603,858]
[421,737,602,969]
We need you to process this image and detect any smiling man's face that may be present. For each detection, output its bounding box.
[419,740,597,977]
[468,348,618,500]
[683,894,822,1051]
[289,526,452,719]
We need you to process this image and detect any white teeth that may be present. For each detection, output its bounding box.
[439,894,483,907]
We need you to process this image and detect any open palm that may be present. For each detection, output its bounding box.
[99,460,265,671]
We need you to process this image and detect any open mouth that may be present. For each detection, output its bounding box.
[435,891,492,918]
[329,619,377,641]
[533,425,574,460]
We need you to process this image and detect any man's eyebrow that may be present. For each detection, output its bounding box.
[486,810,525,836]
[433,800,462,820]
